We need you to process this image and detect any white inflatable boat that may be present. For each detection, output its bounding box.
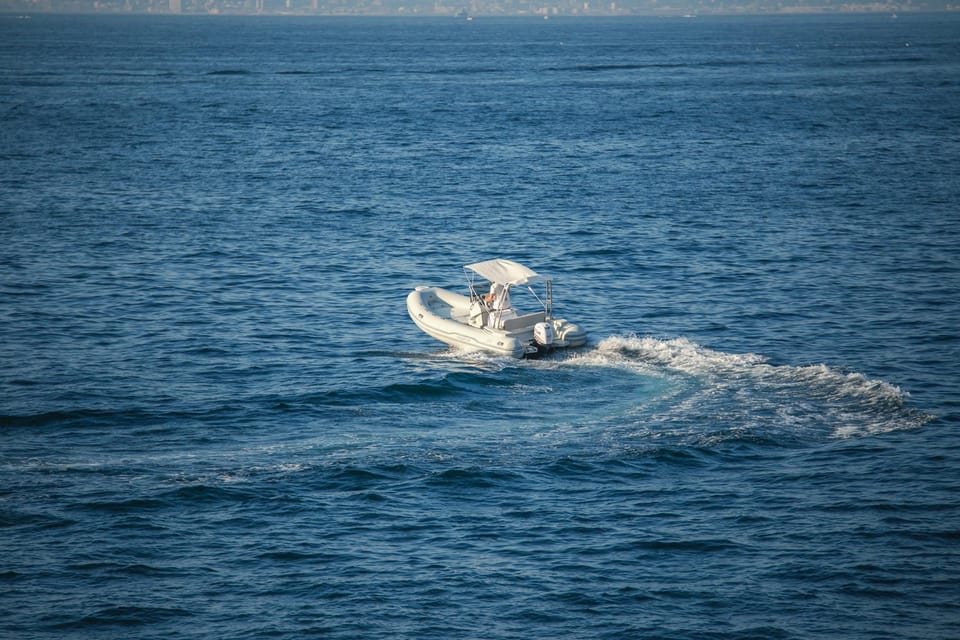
[406,259,587,358]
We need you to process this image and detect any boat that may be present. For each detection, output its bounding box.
[406,258,587,358]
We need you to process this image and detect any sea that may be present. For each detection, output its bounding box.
[1,11,959,640]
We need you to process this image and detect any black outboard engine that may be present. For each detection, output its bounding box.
[532,321,555,356]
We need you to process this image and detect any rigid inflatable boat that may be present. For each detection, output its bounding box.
[406,259,587,358]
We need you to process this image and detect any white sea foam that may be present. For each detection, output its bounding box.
[564,334,930,440]
[596,334,768,372]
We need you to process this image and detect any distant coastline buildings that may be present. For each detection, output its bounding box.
[2,0,957,15]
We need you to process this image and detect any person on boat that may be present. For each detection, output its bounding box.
[484,283,517,328]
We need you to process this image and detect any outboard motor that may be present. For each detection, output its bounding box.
[533,321,555,355]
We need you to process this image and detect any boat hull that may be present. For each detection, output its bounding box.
[407,287,526,357]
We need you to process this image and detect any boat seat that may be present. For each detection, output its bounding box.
[500,311,546,332]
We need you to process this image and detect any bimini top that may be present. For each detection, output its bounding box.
[465,259,548,286]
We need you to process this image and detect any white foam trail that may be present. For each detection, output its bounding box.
[564,334,930,440]
[596,334,767,372]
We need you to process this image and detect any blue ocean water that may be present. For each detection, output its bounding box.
[2,12,960,639]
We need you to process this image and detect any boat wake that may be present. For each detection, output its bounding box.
[2,334,928,476]
[554,334,932,442]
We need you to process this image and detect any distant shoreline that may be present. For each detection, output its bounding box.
[2,8,958,17]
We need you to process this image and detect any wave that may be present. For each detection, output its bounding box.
[549,60,773,73]
[47,605,192,629]
[205,69,256,76]
[0,408,159,429]
[0,404,254,430]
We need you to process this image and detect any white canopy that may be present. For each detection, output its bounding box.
[465,259,547,286]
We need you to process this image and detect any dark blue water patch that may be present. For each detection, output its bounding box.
[325,464,418,491]
[205,68,255,76]
[160,484,260,507]
[76,497,170,514]
[0,404,274,440]
[0,509,76,530]
[408,65,505,76]
[425,467,528,490]
[257,549,347,563]
[64,561,194,579]
[286,380,466,408]
[46,605,193,630]
[621,536,742,554]
[0,407,157,429]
